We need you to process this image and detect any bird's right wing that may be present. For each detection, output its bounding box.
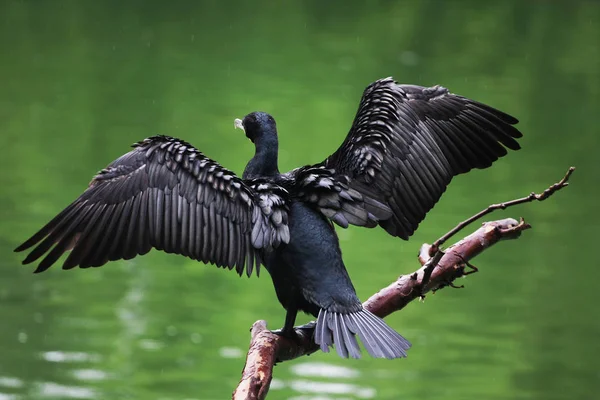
[15,135,290,276]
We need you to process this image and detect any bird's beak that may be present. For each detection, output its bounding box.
[234,118,244,131]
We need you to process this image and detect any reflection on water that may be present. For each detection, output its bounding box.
[41,352,102,364]
[248,362,372,398]
[35,382,96,399]
[269,362,370,399]
[69,370,107,382]
[286,380,375,399]
[0,378,23,390]
[0,0,598,399]
[218,347,244,359]
[30,352,104,398]
[0,376,99,400]
[0,377,23,400]
[137,339,165,351]
[290,362,360,379]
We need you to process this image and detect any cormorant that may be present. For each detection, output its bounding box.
[15,77,522,359]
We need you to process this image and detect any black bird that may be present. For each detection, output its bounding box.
[15,77,522,359]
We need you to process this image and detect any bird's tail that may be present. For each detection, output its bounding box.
[314,308,411,359]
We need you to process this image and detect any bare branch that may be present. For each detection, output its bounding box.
[363,218,530,316]
[430,167,574,253]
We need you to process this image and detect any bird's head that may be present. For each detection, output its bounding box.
[234,111,277,144]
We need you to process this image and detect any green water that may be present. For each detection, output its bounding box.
[1,1,598,399]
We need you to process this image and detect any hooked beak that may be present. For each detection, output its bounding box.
[234,118,244,131]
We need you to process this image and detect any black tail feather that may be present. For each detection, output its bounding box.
[314,308,411,359]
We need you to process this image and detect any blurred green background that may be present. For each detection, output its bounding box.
[1,0,598,399]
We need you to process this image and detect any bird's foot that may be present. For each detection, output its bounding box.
[294,321,316,339]
[431,257,478,293]
[270,328,304,358]
[271,321,316,344]
[271,327,300,342]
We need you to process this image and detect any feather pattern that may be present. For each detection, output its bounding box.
[284,165,390,229]
[15,135,289,276]
[314,308,410,359]
[321,77,522,238]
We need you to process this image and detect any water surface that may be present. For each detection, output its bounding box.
[0,1,598,399]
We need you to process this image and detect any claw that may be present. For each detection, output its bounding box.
[271,321,316,345]
[456,255,479,276]
[271,327,297,339]
[463,260,479,275]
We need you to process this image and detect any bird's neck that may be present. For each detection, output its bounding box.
[243,134,280,179]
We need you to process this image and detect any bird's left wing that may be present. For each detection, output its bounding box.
[15,135,289,276]
[318,77,523,239]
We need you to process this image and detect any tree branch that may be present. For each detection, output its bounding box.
[232,168,574,400]
[430,166,574,253]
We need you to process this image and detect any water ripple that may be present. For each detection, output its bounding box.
[218,346,244,359]
[290,362,360,379]
[70,369,108,382]
[36,382,96,399]
[40,351,101,363]
[0,377,23,389]
[288,379,376,399]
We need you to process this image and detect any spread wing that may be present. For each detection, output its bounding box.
[15,135,290,276]
[321,77,523,239]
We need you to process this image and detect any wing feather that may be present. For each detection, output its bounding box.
[286,166,382,229]
[63,204,107,269]
[322,77,523,238]
[15,136,289,275]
